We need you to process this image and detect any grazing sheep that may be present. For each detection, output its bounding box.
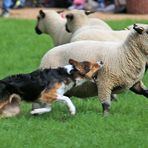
[35,9,72,46]
[40,24,148,115]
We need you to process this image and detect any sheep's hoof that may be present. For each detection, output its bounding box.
[111,94,118,102]
[103,111,109,117]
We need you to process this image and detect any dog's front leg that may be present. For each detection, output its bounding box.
[57,95,76,115]
[30,104,52,115]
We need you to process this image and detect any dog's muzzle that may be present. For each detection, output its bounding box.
[35,26,42,35]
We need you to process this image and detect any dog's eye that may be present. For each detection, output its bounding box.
[84,66,90,72]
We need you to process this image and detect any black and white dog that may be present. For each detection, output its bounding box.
[0,59,103,117]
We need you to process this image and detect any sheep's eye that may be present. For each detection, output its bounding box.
[146,31,148,34]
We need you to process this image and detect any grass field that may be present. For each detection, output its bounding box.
[0,18,148,148]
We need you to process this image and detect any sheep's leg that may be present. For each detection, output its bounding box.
[130,81,148,98]
[57,95,76,115]
[145,62,148,72]
[97,84,112,116]
[111,94,118,101]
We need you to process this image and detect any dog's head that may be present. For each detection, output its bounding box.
[0,81,21,118]
[69,59,103,85]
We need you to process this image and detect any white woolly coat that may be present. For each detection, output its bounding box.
[65,10,130,42]
[70,28,130,42]
[40,30,148,101]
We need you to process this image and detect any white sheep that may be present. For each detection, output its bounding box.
[35,9,112,46]
[65,9,112,33]
[35,9,72,46]
[65,10,130,42]
[65,11,148,90]
[40,24,148,115]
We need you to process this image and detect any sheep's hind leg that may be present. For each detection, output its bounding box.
[130,81,148,98]
[111,94,118,101]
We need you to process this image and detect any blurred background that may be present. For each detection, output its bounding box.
[0,0,148,18]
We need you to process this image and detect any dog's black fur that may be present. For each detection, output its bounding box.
[0,67,76,102]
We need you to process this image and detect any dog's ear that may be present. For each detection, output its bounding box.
[69,59,79,66]
[133,24,144,34]
[85,10,95,15]
[69,59,85,74]
[69,59,82,72]
[39,10,45,18]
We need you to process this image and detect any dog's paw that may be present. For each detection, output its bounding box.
[30,110,42,115]
[70,107,76,115]
[30,107,52,115]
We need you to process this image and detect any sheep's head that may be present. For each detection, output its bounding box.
[127,23,148,30]
[65,10,94,33]
[35,10,46,35]
[133,24,148,55]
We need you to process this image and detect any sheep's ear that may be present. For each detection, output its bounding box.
[66,14,74,20]
[133,24,144,34]
[39,10,45,18]
[56,10,64,14]
[85,10,95,15]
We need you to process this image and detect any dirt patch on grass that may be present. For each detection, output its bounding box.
[1,8,148,20]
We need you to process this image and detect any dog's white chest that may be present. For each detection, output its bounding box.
[57,82,75,96]
[75,78,87,86]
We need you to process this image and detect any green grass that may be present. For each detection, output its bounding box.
[0,18,148,148]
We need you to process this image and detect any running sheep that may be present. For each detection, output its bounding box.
[65,11,148,90]
[40,24,148,115]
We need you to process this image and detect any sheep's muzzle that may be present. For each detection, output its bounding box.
[35,26,42,35]
[65,24,71,33]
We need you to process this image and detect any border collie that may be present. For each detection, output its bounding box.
[0,59,103,117]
